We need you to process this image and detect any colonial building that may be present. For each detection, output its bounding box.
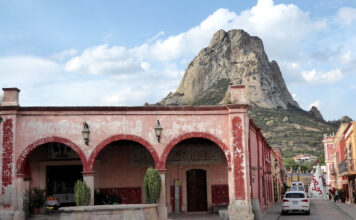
[0,85,282,219]
[271,148,284,203]
[324,122,356,204]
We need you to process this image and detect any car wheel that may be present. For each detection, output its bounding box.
[305,210,310,215]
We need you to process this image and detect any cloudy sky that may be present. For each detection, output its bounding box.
[0,0,355,121]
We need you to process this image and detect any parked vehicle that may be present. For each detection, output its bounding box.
[282,191,310,215]
[290,182,305,192]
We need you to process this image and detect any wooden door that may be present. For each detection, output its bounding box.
[187,169,207,211]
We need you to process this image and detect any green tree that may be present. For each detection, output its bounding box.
[143,167,162,204]
[74,180,91,206]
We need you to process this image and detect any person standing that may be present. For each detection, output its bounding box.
[334,189,338,202]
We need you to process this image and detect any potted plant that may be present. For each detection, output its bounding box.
[30,188,45,214]
[338,189,346,203]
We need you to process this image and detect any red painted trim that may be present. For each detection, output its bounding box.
[88,134,160,170]
[231,116,245,200]
[2,119,13,193]
[257,130,261,206]
[16,136,89,174]
[160,132,231,169]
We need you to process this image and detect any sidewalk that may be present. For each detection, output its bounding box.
[261,202,281,220]
[332,200,356,220]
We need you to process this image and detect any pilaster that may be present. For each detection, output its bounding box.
[157,169,167,220]
[82,171,95,205]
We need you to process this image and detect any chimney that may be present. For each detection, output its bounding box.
[229,84,247,104]
[1,88,20,106]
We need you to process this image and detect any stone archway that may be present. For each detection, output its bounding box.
[16,137,88,210]
[160,132,231,170]
[17,136,88,175]
[88,134,160,171]
[89,135,159,205]
[163,136,230,213]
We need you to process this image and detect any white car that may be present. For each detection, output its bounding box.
[282,191,310,215]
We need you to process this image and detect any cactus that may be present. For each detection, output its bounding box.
[143,167,162,204]
[74,180,91,206]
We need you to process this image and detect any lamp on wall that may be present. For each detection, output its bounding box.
[82,122,90,145]
[154,120,163,143]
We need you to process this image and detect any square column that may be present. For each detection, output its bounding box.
[82,171,95,205]
[157,169,168,220]
[227,105,254,220]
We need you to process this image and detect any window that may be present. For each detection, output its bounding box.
[285,193,305,198]
[349,144,353,170]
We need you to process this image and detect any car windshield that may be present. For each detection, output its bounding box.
[285,193,305,198]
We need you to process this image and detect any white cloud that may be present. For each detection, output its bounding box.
[0,56,61,85]
[302,69,344,84]
[341,50,352,64]
[64,44,144,75]
[51,49,78,61]
[309,100,321,110]
[103,88,148,105]
[337,7,356,25]
[65,0,325,77]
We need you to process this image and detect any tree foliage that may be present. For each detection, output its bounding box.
[74,180,91,206]
[143,167,162,204]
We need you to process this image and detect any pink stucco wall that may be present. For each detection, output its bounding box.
[1,86,278,219]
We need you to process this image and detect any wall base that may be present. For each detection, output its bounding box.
[157,205,167,220]
[0,210,24,220]
[228,200,254,220]
[59,204,158,220]
[251,198,262,220]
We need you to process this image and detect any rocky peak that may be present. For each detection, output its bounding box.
[308,106,324,121]
[159,29,299,109]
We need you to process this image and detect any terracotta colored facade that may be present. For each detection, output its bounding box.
[324,122,356,204]
[0,85,281,219]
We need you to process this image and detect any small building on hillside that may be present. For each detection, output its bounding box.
[0,85,284,220]
[292,154,317,164]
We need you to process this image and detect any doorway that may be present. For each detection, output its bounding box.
[46,165,83,206]
[186,169,207,211]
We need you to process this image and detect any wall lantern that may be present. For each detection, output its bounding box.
[274,159,278,169]
[154,120,163,143]
[82,122,90,145]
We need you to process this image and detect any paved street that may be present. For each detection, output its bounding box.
[263,199,356,220]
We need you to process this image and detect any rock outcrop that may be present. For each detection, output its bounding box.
[308,106,324,121]
[159,29,299,109]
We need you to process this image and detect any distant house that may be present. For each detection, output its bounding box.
[292,154,317,164]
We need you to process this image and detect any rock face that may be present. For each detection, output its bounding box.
[159,29,299,109]
[309,106,324,121]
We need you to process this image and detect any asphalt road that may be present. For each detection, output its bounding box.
[263,199,353,220]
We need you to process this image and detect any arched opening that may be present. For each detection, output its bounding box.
[93,140,155,205]
[165,138,229,214]
[22,142,84,211]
